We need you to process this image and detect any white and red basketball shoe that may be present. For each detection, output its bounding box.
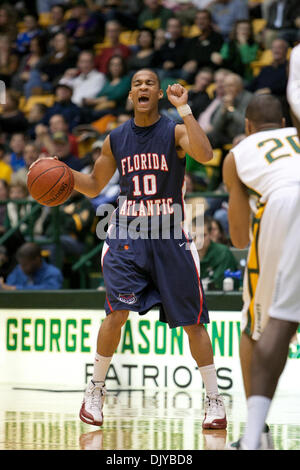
[202,393,227,429]
[79,380,106,426]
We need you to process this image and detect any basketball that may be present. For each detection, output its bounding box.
[27,158,74,207]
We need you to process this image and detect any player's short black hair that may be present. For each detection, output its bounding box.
[131,69,161,88]
[246,94,283,126]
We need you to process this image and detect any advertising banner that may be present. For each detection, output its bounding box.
[1,308,299,392]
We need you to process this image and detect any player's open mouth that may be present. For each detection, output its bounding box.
[138,96,149,103]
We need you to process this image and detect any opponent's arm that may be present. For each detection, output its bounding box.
[223,151,250,249]
[166,84,213,163]
[72,135,117,198]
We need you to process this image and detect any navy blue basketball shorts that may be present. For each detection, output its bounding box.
[101,225,210,329]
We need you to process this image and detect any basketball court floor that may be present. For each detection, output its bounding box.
[0,384,299,451]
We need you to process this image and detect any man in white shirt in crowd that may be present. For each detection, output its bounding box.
[59,50,106,106]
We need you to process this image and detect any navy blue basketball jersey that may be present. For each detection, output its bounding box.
[109,115,186,229]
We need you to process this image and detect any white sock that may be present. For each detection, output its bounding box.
[199,364,219,395]
[242,395,272,450]
[92,353,113,384]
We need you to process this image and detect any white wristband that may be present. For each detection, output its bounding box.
[177,104,192,117]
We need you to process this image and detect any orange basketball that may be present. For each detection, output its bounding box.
[27,158,74,207]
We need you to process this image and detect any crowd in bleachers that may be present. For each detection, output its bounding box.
[0,0,299,290]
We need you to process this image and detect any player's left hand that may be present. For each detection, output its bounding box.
[29,155,59,171]
[166,84,188,108]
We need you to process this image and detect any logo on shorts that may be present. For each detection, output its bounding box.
[118,293,137,304]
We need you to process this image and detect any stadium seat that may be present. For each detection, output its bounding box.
[19,95,55,115]
[251,47,291,76]
[38,12,52,27]
[252,18,267,36]
[250,48,273,76]
[183,24,200,38]
[119,30,139,46]
[94,41,110,54]
[17,21,26,33]
[206,83,216,100]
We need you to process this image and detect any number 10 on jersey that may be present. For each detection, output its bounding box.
[132,174,157,196]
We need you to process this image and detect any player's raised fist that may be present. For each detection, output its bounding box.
[166,84,188,108]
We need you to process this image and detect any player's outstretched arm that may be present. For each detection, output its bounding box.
[223,152,250,249]
[166,84,213,163]
[72,135,117,198]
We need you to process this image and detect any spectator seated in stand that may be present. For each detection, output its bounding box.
[207,72,253,148]
[188,67,214,119]
[15,13,43,55]
[247,38,289,96]
[204,181,230,234]
[0,245,16,282]
[91,0,138,31]
[264,0,300,47]
[0,3,18,40]
[1,242,63,290]
[6,133,27,172]
[94,19,131,75]
[0,178,25,258]
[247,37,290,122]
[13,35,50,98]
[42,83,83,131]
[46,3,67,39]
[59,50,106,107]
[198,68,231,134]
[193,215,237,290]
[34,31,79,90]
[0,35,19,88]
[0,91,28,136]
[174,0,199,27]
[10,142,40,186]
[35,128,85,171]
[127,27,157,73]
[211,19,260,82]
[209,0,249,39]
[41,189,96,266]
[154,17,190,81]
[27,103,49,139]
[82,55,131,120]
[48,113,79,157]
[4,180,43,247]
[65,0,101,50]
[209,217,230,245]
[138,0,174,31]
[181,9,224,83]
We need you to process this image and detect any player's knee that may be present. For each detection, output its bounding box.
[107,309,129,328]
[183,323,205,337]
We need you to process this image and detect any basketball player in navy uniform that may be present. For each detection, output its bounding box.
[69,69,226,429]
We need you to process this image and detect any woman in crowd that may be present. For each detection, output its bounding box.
[35,32,78,88]
[211,19,259,81]
[0,35,19,88]
[11,34,49,96]
[127,27,157,72]
[83,55,131,118]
